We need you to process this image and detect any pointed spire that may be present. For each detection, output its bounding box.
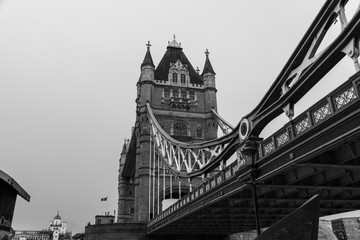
[121,138,128,155]
[202,49,216,75]
[141,41,155,68]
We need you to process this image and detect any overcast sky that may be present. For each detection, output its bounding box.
[1,0,359,234]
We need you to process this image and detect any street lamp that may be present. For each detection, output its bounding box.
[241,139,261,236]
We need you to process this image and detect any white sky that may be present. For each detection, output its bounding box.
[1,0,359,234]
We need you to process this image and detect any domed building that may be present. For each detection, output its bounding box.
[49,212,71,240]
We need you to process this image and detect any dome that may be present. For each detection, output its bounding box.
[54,212,61,220]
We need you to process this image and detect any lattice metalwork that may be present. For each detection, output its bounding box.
[225,169,232,179]
[217,175,223,184]
[263,140,275,155]
[335,86,357,109]
[211,179,216,188]
[313,103,332,123]
[276,131,289,147]
[295,117,311,135]
[147,104,235,175]
[232,164,239,174]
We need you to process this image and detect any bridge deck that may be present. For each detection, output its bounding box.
[147,72,360,235]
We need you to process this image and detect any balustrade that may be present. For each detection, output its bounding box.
[259,73,360,158]
[148,159,242,227]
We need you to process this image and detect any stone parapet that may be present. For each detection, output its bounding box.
[84,223,147,240]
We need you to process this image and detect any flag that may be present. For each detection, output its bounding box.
[101,197,107,201]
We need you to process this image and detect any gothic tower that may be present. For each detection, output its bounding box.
[118,36,218,223]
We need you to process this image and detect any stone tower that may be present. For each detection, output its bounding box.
[118,36,218,223]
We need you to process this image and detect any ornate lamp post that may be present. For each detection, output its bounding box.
[241,139,261,236]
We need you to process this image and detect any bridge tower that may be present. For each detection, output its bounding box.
[118,36,219,224]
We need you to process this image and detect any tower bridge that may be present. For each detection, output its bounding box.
[85,0,360,239]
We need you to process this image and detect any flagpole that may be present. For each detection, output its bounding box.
[106,197,109,214]
[101,197,109,215]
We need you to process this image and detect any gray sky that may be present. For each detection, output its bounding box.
[1,0,359,234]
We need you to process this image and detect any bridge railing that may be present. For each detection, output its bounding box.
[259,72,360,158]
[148,159,242,227]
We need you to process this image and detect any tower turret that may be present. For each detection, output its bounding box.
[140,41,155,81]
[137,41,155,110]
[202,49,217,112]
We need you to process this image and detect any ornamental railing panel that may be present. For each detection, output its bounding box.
[259,73,360,159]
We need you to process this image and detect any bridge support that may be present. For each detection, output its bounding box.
[251,170,261,236]
[241,139,262,236]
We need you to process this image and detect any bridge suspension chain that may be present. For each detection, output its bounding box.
[146,103,236,175]
[211,109,234,134]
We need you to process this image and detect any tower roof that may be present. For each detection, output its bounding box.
[54,211,61,220]
[154,36,203,85]
[141,41,155,69]
[202,49,216,75]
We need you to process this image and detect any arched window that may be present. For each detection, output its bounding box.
[180,74,186,84]
[173,122,187,136]
[172,73,178,83]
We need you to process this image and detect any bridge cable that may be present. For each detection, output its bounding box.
[148,132,152,221]
[152,140,156,217]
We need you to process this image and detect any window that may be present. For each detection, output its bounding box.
[164,89,170,98]
[196,126,203,138]
[129,208,135,214]
[180,89,186,98]
[180,74,186,84]
[172,73,178,83]
[173,122,187,136]
[173,88,179,98]
[189,91,195,100]
[128,190,133,196]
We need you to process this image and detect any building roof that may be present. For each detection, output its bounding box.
[154,41,203,85]
[0,169,30,201]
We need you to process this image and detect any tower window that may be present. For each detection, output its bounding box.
[129,208,135,214]
[164,89,170,98]
[196,126,203,139]
[172,73,178,83]
[189,91,195,100]
[180,89,186,99]
[180,74,186,84]
[173,122,187,136]
[173,88,179,98]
